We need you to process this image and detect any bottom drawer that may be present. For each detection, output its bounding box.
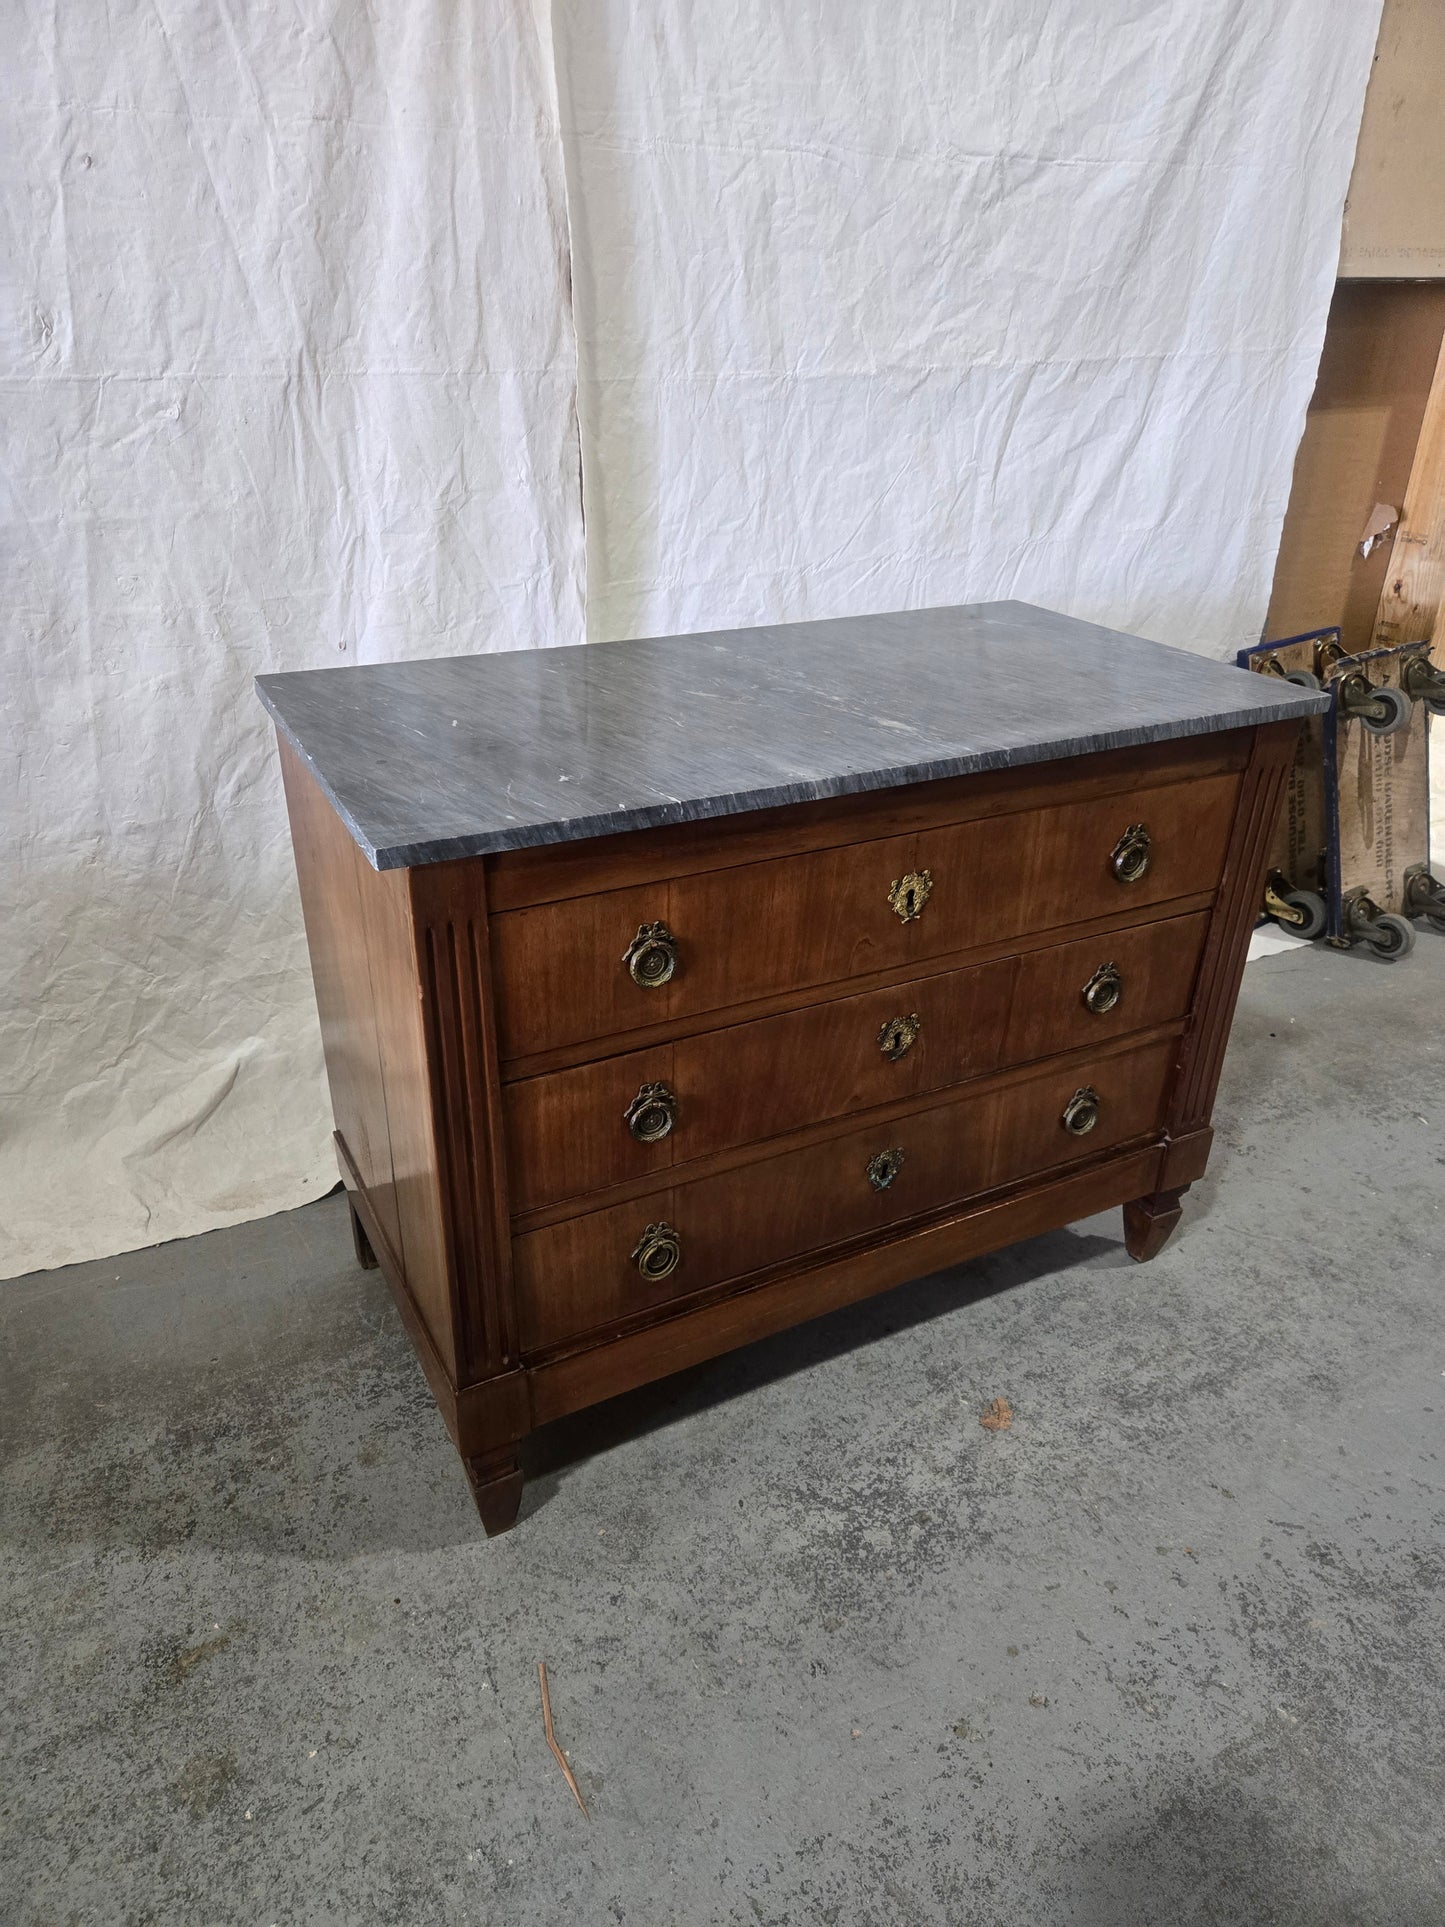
[514,1034,1178,1352]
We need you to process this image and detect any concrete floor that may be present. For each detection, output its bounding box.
[3,941,1443,1926]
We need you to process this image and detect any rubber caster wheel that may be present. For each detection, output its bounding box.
[1365,913,1415,960]
[1276,888,1327,941]
[1359,684,1412,736]
[1283,668,1321,691]
[1424,696,1445,720]
[1402,867,1445,932]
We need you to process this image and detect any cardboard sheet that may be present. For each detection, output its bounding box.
[3,1,1382,1276]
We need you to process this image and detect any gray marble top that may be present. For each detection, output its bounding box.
[256,602,1327,870]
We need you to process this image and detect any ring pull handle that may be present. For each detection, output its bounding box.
[622,920,678,988]
[1061,1086,1101,1137]
[887,870,933,923]
[623,1081,677,1144]
[877,1012,922,1062]
[630,1221,681,1281]
[1081,961,1123,1015]
[866,1147,905,1192]
[1110,824,1151,884]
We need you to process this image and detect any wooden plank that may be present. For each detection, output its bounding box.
[1264,283,1445,648]
[279,739,405,1266]
[1371,325,1445,661]
[1339,0,1445,279]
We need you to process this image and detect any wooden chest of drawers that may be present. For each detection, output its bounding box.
[259,602,1325,1533]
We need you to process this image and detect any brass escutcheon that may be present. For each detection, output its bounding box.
[624,1081,677,1144]
[877,1012,922,1061]
[887,869,933,923]
[1061,1087,1101,1136]
[1110,824,1151,884]
[866,1146,905,1192]
[1081,961,1122,1015]
[622,920,678,988]
[631,1221,681,1280]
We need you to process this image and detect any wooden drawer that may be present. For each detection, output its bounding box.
[505,909,1209,1216]
[491,772,1237,1060]
[513,1034,1178,1352]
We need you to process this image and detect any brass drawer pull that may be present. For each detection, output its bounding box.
[1110,824,1151,884]
[623,1081,677,1144]
[887,869,933,923]
[631,1221,681,1281]
[1081,961,1122,1014]
[866,1147,905,1191]
[877,1012,922,1061]
[1061,1087,1101,1136]
[622,921,678,988]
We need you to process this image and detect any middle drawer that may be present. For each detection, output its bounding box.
[505,908,1208,1217]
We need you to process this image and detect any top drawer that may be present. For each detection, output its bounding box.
[491,766,1239,1061]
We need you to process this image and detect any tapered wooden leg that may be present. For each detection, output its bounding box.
[1123,1187,1186,1262]
[464,1447,524,1536]
[348,1196,380,1269]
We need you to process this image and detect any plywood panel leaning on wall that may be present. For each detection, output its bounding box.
[1339,0,1445,279]
[1371,328,1445,661]
[1264,284,1445,648]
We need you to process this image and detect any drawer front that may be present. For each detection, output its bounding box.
[491,772,1237,1060]
[514,1035,1178,1352]
[505,910,1209,1216]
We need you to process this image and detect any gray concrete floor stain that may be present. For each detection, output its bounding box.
[2,941,1443,1925]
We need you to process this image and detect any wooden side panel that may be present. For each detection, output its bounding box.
[279,740,458,1379]
[1169,721,1298,1136]
[279,740,404,1265]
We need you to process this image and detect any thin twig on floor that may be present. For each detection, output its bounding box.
[538,1661,589,1819]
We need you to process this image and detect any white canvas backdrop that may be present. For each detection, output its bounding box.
[557,0,1382,652]
[4,1,1380,1278]
[2,1,583,1277]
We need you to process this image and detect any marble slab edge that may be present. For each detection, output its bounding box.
[257,680,1330,873]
